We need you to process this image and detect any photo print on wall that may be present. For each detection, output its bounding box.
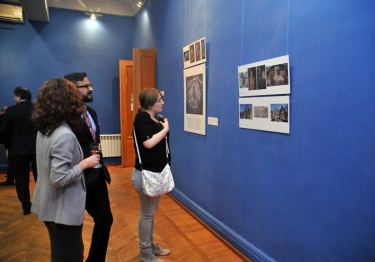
[238,55,290,97]
[184,63,206,135]
[183,37,206,69]
[239,96,290,134]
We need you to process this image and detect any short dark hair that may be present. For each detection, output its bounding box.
[63,72,87,84]
[13,87,32,101]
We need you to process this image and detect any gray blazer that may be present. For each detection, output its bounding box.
[31,122,86,226]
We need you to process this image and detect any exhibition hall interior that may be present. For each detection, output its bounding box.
[0,0,374,261]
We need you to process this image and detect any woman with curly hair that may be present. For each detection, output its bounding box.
[31,78,100,262]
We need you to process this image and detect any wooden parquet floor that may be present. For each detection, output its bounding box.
[0,165,249,262]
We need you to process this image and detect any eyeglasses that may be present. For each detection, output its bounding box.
[77,84,93,89]
[156,98,164,103]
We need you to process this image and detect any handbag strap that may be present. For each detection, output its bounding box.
[133,125,169,169]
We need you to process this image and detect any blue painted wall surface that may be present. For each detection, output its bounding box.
[134,0,375,261]
[0,8,133,169]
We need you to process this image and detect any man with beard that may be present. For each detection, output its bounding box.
[64,72,113,262]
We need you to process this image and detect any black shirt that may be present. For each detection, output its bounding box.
[134,112,170,172]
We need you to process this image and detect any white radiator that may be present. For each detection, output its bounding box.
[100,134,121,157]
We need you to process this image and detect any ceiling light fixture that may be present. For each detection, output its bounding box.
[137,1,143,7]
[85,12,103,20]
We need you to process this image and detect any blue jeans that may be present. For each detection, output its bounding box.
[132,168,161,250]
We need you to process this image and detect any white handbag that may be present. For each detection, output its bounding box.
[133,127,175,197]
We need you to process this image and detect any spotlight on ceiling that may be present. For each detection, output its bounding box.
[85,12,103,20]
[137,1,143,7]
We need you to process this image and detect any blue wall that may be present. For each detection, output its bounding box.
[1,1,374,261]
[134,0,375,261]
[0,8,133,169]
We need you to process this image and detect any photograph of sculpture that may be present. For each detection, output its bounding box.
[256,65,266,90]
[247,67,256,90]
[195,42,201,62]
[239,96,289,134]
[184,50,189,62]
[189,44,195,63]
[240,104,252,120]
[271,104,288,122]
[183,37,206,69]
[239,71,249,89]
[254,106,269,118]
[238,55,290,97]
[184,63,206,135]
[266,63,289,86]
[201,39,206,59]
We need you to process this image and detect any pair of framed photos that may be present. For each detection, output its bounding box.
[238,55,290,134]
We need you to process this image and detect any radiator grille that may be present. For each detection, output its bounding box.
[100,134,121,157]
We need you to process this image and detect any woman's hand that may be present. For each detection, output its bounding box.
[143,118,169,149]
[159,117,169,131]
[79,154,101,170]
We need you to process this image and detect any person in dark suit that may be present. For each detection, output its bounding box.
[0,87,38,215]
[64,72,113,262]
[0,105,15,186]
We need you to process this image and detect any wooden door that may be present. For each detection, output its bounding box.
[133,48,157,111]
[119,60,135,167]
[119,48,156,167]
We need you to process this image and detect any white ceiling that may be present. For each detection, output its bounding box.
[8,0,143,21]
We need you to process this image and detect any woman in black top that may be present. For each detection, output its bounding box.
[132,88,171,262]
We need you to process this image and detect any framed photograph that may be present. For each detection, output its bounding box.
[239,96,290,134]
[184,63,206,135]
[238,55,290,97]
[183,37,206,69]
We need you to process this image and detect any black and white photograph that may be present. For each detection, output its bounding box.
[239,71,249,89]
[240,104,252,120]
[271,104,288,122]
[184,63,206,135]
[239,96,290,134]
[238,55,290,97]
[266,63,289,87]
[186,74,203,115]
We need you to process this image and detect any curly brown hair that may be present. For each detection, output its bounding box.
[32,78,86,136]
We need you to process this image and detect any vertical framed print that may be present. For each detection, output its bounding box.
[184,63,206,135]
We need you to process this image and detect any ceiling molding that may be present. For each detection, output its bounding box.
[8,0,142,22]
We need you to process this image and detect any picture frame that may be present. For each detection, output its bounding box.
[239,95,290,134]
[184,63,206,135]
[238,55,290,97]
[183,37,206,69]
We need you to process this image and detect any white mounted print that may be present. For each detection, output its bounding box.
[238,55,290,97]
[239,96,290,134]
[184,63,206,135]
[183,37,206,69]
